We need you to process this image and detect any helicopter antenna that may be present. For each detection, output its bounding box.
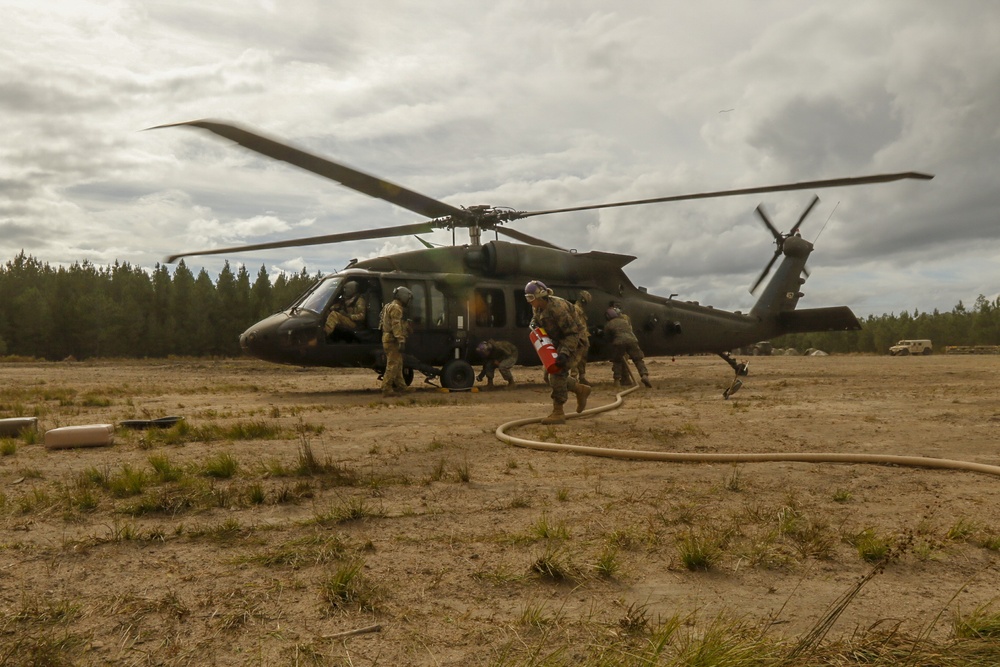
[812,201,840,245]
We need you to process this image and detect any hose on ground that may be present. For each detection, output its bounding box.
[495,385,1000,478]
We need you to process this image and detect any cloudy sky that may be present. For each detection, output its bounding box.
[2,1,997,317]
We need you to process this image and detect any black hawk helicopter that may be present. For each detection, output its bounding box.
[156,120,932,391]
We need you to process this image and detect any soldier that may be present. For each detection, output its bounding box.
[605,307,652,387]
[379,286,412,397]
[525,280,591,424]
[572,290,592,385]
[476,339,518,389]
[324,281,367,335]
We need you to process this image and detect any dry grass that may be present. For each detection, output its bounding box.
[0,357,999,665]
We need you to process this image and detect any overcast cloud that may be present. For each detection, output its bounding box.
[1,1,997,317]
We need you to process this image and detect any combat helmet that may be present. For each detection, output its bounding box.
[393,285,413,305]
[524,280,550,303]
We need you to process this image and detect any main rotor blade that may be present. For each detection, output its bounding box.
[164,221,437,263]
[517,172,934,219]
[495,226,565,250]
[151,120,466,221]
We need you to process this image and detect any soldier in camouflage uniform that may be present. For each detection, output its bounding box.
[525,280,592,424]
[379,286,412,397]
[605,307,652,388]
[572,290,592,385]
[324,281,367,335]
[475,339,518,389]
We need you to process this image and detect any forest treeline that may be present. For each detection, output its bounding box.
[774,293,1000,354]
[0,252,997,359]
[0,252,317,359]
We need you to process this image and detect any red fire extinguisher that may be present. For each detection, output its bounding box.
[529,327,561,374]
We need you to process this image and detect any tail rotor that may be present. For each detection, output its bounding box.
[750,195,819,294]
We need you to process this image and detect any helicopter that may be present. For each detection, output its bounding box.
[156,120,933,392]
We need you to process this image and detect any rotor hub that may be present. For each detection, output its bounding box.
[782,234,812,258]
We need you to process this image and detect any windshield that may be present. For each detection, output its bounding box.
[296,277,341,315]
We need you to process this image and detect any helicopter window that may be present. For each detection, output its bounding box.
[514,290,533,328]
[473,288,506,328]
[297,277,340,315]
[429,285,447,328]
[407,282,427,326]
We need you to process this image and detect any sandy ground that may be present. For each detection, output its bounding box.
[1,354,998,665]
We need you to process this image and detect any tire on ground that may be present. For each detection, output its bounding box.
[441,359,475,390]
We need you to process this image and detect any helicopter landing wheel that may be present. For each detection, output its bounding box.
[441,359,475,390]
[403,367,414,386]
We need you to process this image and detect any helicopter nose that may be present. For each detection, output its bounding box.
[239,320,276,359]
[239,330,255,354]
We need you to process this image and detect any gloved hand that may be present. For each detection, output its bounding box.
[554,353,569,370]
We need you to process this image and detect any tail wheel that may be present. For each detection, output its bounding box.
[441,359,474,390]
[403,367,414,386]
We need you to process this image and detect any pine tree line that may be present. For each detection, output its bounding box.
[0,252,996,359]
[774,295,1000,353]
[0,252,318,359]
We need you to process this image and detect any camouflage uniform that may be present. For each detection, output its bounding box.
[324,294,367,332]
[478,339,519,386]
[379,299,407,395]
[530,295,586,406]
[572,294,591,385]
[605,314,650,385]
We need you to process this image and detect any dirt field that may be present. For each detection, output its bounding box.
[1,355,999,665]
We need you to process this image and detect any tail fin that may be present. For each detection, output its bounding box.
[749,234,812,320]
[748,235,861,332]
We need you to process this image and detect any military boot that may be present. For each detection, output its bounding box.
[574,383,592,413]
[541,402,566,425]
[641,375,652,388]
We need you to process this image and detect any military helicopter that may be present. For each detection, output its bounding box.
[157,120,932,391]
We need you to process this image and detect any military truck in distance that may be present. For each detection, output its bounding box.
[889,339,933,356]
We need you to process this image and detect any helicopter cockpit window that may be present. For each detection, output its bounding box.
[473,288,506,328]
[297,277,340,315]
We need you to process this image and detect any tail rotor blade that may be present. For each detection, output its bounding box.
[751,250,781,294]
[755,204,782,241]
[790,195,820,236]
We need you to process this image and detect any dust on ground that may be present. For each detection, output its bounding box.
[1,354,998,665]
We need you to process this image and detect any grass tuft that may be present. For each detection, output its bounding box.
[530,546,575,583]
[953,602,1000,639]
[594,546,620,579]
[677,530,722,571]
[847,527,894,563]
[202,452,239,479]
[319,559,378,612]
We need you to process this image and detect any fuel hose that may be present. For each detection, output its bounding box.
[495,385,1000,477]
